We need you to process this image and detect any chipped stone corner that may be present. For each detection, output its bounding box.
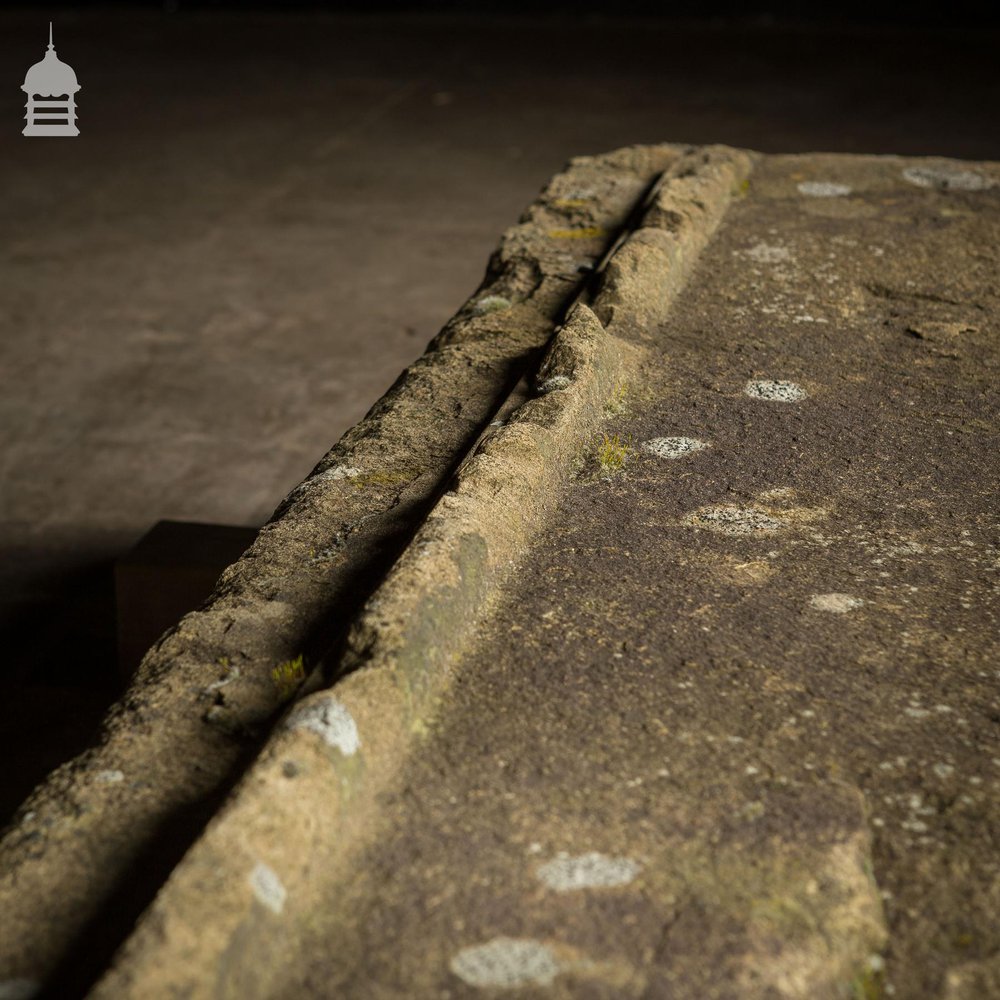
[739,826,888,998]
[591,145,756,337]
[534,302,611,392]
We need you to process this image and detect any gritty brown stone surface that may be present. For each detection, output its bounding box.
[5,148,998,999]
[87,146,752,1000]
[275,154,998,998]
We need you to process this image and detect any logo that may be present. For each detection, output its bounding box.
[22,23,80,137]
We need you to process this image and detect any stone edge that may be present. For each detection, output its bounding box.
[91,145,756,998]
[0,142,683,990]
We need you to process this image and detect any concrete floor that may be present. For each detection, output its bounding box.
[1,11,998,819]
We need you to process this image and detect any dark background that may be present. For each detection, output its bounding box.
[2,1,998,823]
[20,0,1000,20]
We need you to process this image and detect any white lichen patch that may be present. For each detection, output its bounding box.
[683,505,786,535]
[0,981,40,1000]
[537,374,571,393]
[94,769,125,784]
[249,862,287,915]
[808,593,864,613]
[450,937,560,989]
[291,464,362,501]
[473,294,512,315]
[536,851,641,891]
[708,554,776,586]
[882,540,925,558]
[744,241,793,264]
[797,181,852,197]
[902,165,990,191]
[758,487,796,502]
[285,697,360,756]
[205,665,240,693]
[314,464,362,483]
[641,436,708,459]
[744,379,808,402]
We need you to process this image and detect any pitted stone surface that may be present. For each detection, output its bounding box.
[276,151,998,1000]
[18,147,1000,1000]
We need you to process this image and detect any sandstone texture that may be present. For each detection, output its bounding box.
[280,152,998,1000]
[3,146,999,999]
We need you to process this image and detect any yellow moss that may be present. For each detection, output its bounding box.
[271,655,306,701]
[604,382,630,417]
[850,964,885,1000]
[548,225,607,240]
[473,294,511,315]
[596,432,632,478]
[750,894,820,942]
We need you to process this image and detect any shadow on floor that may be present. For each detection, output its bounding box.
[0,522,259,827]
[0,557,121,825]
